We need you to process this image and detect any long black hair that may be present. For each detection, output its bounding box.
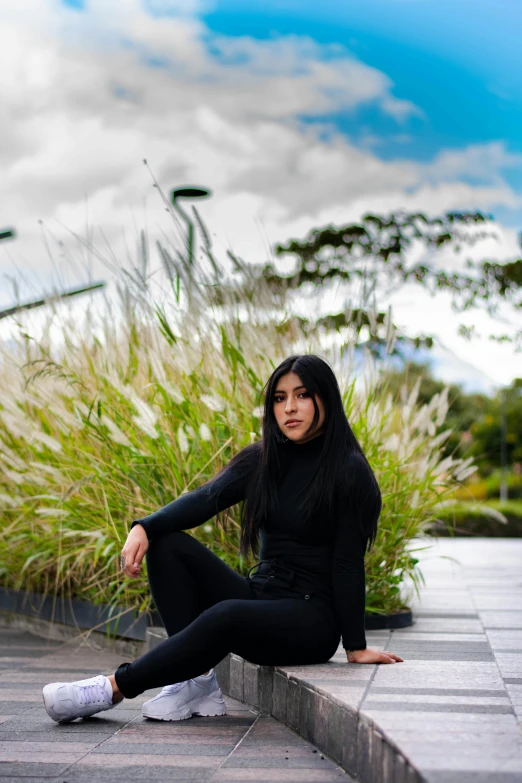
[215,354,381,558]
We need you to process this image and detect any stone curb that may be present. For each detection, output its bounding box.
[213,652,422,783]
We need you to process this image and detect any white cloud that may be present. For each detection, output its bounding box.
[0,2,428,222]
[386,286,522,389]
[422,142,522,184]
[1,0,521,386]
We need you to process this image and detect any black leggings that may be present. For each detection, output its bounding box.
[114,531,341,699]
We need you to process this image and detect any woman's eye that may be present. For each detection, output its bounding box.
[274,392,308,403]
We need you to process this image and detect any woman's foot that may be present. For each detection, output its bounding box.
[42,674,119,723]
[142,669,226,721]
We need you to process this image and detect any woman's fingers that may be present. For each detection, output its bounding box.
[346,647,405,665]
[382,651,404,662]
[124,557,141,578]
[122,543,138,565]
[134,543,147,567]
[121,542,148,579]
[120,526,150,578]
[380,651,404,663]
[121,547,139,578]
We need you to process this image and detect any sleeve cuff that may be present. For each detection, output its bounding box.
[342,638,367,651]
[131,519,150,538]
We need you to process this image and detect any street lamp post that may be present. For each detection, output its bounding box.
[500,387,508,502]
[170,187,212,266]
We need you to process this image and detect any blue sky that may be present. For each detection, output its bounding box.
[196,0,522,227]
[61,0,522,230]
[200,0,522,226]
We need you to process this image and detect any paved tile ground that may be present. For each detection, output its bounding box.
[1,539,521,782]
[0,629,353,782]
[275,538,522,782]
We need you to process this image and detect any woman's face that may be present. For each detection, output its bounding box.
[272,371,325,443]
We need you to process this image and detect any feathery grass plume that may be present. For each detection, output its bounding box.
[31,432,63,453]
[1,444,27,471]
[0,408,33,440]
[29,463,64,480]
[35,508,71,518]
[177,424,190,454]
[199,423,212,442]
[100,416,133,448]
[0,493,20,508]
[200,394,227,413]
[0,209,473,619]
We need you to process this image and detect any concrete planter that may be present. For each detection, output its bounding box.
[0,587,155,641]
[364,608,413,630]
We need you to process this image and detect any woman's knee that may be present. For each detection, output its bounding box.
[147,530,191,560]
[146,531,184,577]
[146,530,212,583]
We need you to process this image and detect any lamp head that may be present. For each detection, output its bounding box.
[171,187,211,201]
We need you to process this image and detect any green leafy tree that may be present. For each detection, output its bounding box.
[262,210,522,353]
[467,379,522,474]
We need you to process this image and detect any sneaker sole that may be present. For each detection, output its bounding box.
[142,710,227,721]
[143,693,227,722]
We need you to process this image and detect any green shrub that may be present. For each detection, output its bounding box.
[484,471,522,500]
[431,499,522,537]
[454,471,522,501]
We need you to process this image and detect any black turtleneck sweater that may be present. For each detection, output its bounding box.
[133,432,377,651]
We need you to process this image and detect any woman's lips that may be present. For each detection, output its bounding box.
[285,421,302,427]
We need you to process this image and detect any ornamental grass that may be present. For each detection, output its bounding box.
[0,220,477,619]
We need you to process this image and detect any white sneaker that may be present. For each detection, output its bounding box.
[43,674,116,723]
[142,669,226,721]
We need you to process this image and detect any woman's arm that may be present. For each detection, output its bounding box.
[120,443,260,579]
[332,453,403,665]
[331,481,369,652]
[132,442,260,541]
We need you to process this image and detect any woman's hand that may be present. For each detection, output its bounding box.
[120,524,149,579]
[346,647,404,664]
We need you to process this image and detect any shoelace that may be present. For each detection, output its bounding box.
[160,673,213,696]
[76,682,109,706]
[160,681,189,695]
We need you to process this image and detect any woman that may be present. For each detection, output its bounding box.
[43,354,403,723]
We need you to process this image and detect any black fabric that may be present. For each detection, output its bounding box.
[114,530,340,699]
[132,432,375,650]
